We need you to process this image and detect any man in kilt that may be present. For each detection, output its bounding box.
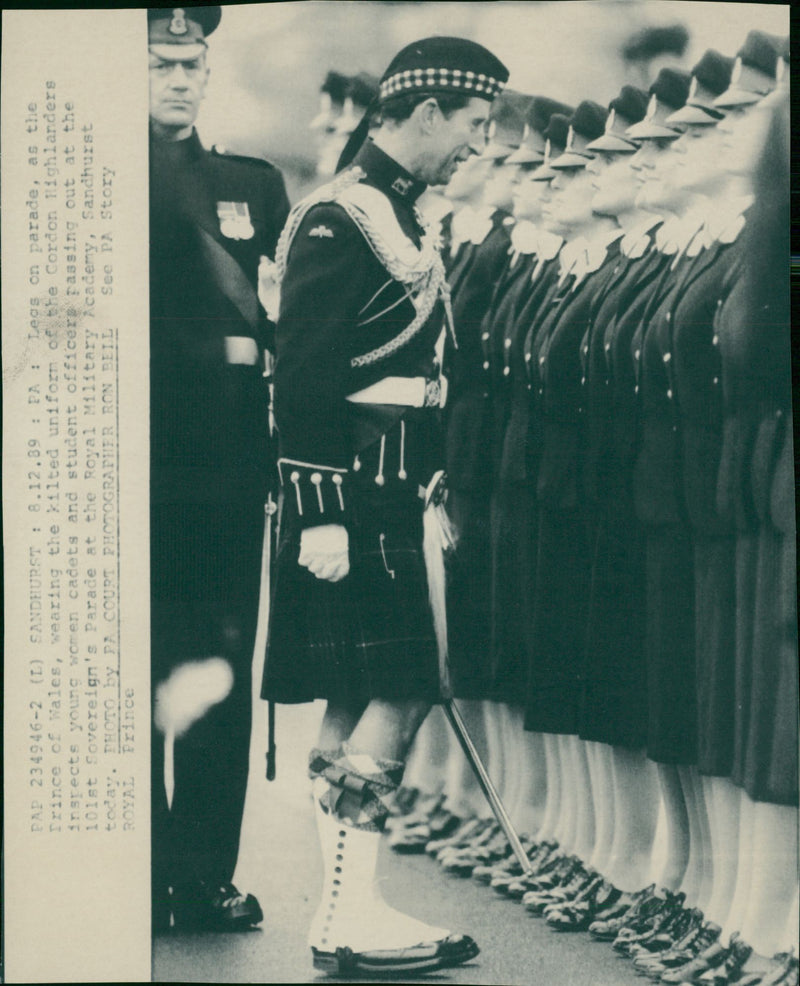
[262,37,509,976]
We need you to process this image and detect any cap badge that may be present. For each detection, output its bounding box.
[309,225,335,239]
[217,201,255,241]
[730,59,743,85]
[606,109,616,133]
[776,59,786,84]
[646,94,658,121]
[169,8,188,35]
[565,126,576,151]
[688,77,699,100]
[392,176,413,196]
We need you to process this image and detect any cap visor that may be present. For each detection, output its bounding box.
[585,133,639,153]
[550,150,592,169]
[531,164,558,181]
[149,42,207,61]
[713,87,764,108]
[665,105,721,126]
[505,147,545,165]
[481,142,517,161]
[625,121,682,140]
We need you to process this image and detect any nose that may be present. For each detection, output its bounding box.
[168,62,191,87]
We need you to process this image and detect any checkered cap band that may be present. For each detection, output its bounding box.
[380,67,506,101]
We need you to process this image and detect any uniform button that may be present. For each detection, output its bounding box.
[527,383,532,391]
[605,342,610,352]
[525,353,531,362]
[776,408,783,418]
[503,366,510,376]
[634,385,639,394]
[504,338,512,348]
[712,334,719,346]
[538,388,543,395]
[717,298,723,308]
[663,352,671,362]
[481,332,489,341]
[667,389,673,399]
[634,349,640,360]
[583,345,589,354]
[539,356,545,364]
[581,376,586,385]
[666,312,671,323]
[483,361,490,370]
[712,376,719,386]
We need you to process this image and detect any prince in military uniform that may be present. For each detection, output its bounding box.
[148,6,290,932]
[262,36,508,976]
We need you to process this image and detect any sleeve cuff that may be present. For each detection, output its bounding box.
[278,458,350,527]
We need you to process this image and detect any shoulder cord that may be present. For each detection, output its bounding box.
[276,167,455,368]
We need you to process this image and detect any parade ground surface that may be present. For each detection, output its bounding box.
[153,700,643,985]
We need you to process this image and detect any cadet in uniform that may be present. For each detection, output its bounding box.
[148,5,290,932]
[261,36,509,976]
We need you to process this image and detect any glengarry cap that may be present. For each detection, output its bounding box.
[379,36,509,102]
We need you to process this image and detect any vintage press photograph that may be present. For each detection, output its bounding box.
[147,3,794,983]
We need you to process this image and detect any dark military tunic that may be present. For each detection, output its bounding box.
[577,226,668,749]
[149,128,289,891]
[443,209,514,700]
[263,140,448,706]
[524,238,622,734]
[489,236,562,703]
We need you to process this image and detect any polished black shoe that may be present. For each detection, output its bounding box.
[545,878,622,932]
[171,881,263,931]
[634,919,720,979]
[311,933,480,976]
[588,883,656,940]
[659,932,732,984]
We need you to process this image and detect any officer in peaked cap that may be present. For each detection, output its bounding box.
[586,85,648,154]
[530,112,572,181]
[505,96,575,165]
[148,4,290,934]
[626,67,692,139]
[549,99,607,168]
[667,49,734,126]
[263,35,508,977]
[714,30,781,108]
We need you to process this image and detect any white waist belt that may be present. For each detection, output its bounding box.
[346,375,448,408]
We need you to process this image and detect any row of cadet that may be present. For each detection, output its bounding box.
[383,27,798,986]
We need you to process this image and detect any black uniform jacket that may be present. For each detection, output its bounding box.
[149,128,289,504]
[273,140,446,530]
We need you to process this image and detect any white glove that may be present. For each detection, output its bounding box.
[258,254,281,322]
[299,524,350,582]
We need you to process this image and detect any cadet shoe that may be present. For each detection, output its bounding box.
[311,934,479,977]
[689,933,753,985]
[613,891,686,954]
[545,877,622,932]
[489,840,558,893]
[633,919,720,979]
[588,883,657,940]
[659,933,732,984]
[171,881,263,931]
[628,906,703,959]
[736,951,797,986]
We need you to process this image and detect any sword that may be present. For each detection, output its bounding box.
[255,492,278,781]
[441,699,533,876]
[422,491,533,876]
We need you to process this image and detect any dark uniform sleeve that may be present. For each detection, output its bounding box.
[274,203,372,529]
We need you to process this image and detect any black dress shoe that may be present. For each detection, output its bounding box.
[171,881,263,931]
[311,933,480,976]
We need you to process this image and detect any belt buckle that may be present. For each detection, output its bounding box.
[424,378,441,408]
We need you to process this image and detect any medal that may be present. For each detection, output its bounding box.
[216,201,255,240]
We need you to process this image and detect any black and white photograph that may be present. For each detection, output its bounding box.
[2,3,795,984]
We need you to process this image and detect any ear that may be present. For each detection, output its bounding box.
[416,97,441,135]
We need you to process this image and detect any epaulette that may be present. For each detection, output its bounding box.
[211,144,279,170]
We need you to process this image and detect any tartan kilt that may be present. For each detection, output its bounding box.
[262,481,442,706]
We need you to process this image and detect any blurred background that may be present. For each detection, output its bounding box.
[196,0,789,202]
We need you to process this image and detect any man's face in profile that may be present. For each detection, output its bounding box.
[149,51,209,137]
